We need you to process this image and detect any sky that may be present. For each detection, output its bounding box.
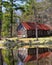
[2,0,43,13]
[2,0,25,12]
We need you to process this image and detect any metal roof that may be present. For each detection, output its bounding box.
[22,22,50,30]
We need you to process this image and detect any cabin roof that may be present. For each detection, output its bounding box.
[46,24,52,30]
[21,22,50,30]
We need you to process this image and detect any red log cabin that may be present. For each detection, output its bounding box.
[17,22,51,38]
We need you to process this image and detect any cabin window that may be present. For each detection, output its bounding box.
[32,30,35,35]
[27,30,32,37]
[38,30,41,36]
[40,30,41,35]
[47,31,50,35]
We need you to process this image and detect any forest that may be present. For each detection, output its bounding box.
[0,0,52,38]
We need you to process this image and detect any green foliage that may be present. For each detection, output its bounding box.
[2,49,11,65]
[20,0,39,21]
[2,0,26,37]
[2,0,25,12]
[2,13,11,37]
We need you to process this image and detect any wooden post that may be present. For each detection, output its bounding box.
[0,49,3,65]
[35,23,38,41]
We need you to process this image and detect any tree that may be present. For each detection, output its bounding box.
[2,0,25,37]
[0,49,3,65]
[2,12,18,37]
[2,0,17,37]
[0,0,2,40]
[2,12,11,37]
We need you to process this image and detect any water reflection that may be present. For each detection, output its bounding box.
[18,61,24,65]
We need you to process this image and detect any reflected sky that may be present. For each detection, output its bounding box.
[37,0,43,2]
[18,61,24,65]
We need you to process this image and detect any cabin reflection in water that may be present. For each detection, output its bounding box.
[18,47,50,62]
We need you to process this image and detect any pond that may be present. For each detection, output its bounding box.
[18,61,24,65]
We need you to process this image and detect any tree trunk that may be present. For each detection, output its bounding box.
[11,49,15,65]
[0,49,3,65]
[0,19,2,40]
[10,9,13,37]
[10,0,13,37]
[0,0,2,40]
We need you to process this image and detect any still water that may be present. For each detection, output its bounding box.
[18,61,24,65]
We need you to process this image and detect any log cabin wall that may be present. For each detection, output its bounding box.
[17,22,51,38]
[27,30,49,38]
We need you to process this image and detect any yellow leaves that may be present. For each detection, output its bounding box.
[19,37,52,43]
[0,37,52,49]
